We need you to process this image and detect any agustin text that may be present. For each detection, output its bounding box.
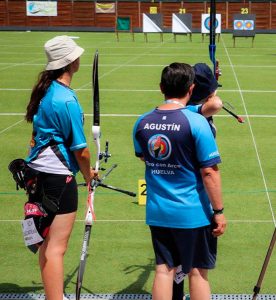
[144,123,180,131]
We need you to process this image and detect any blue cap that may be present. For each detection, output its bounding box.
[189,63,218,102]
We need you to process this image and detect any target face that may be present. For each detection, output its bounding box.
[234,19,254,30]
[201,14,221,34]
[234,20,243,30]
[244,20,254,30]
[204,17,219,30]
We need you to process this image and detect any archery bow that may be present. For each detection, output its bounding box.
[76,50,101,300]
[76,50,136,299]
[209,0,244,124]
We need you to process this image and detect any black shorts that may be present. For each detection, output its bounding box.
[150,225,217,274]
[28,172,78,214]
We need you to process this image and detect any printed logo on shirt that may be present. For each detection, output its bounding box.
[144,122,180,131]
[148,134,171,160]
[209,150,219,158]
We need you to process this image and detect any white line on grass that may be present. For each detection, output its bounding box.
[1,62,276,69]
[2,88,276,93]
[0,219,274,223]
[221,36,276,227]
[0,119,24,134]
[0,57,43,72]
[0,53,273,57]
[1,113,276,118]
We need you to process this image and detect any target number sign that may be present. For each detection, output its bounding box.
[138,179,147,205]
[179,8,186,14]
[150,6,158,14]
[241,8,249,14]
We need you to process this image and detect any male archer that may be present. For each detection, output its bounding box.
[172,62,223,300]
[133,62,226,300]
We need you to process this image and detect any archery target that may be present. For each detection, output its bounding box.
[143,13,163,33]
[233,14,256,37]
[201,14,221,34]
[172,13,192,33]
[234,20,243,30]
[234,19,254,30]
[244,20,254,30]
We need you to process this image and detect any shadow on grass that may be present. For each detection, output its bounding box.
[64,259,94,295]
[116,258,155,294]
[0,282,43,294]
[63,259,154,295]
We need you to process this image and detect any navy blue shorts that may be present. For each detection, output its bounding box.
[28,172,78,215]
[149,225,217,274]
[25,172,78,253]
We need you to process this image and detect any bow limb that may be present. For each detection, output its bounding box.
[209,0,222,83]
[92,50,100,173]
[85,50,100,225]
[209,0,218,80]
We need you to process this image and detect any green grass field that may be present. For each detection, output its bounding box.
[0,31,275,297]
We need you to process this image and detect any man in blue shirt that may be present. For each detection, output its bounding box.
[133,62,226,300]
[173,62,223,300]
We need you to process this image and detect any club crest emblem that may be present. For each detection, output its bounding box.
[148,134,171,160]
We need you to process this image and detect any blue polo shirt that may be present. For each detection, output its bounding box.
[133,107,221,229]
[26,81,87,175]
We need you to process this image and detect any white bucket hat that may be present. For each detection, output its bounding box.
[44,35,84,71]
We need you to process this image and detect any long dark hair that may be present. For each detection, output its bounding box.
[25,67,68,123]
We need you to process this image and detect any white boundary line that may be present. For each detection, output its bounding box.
[0,62,276,68]
[0,52,274,57]
[0,57,43,72]
[1,88,276,93]
[1,113,276,118]
[221,36,276,227]
[0,119,24,134]
[0,219,274,223]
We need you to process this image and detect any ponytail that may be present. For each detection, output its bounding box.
[25,67,68,123]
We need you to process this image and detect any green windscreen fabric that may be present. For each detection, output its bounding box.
[117,17,131,31]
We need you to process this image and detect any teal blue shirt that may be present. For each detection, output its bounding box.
[26,81,87,175]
